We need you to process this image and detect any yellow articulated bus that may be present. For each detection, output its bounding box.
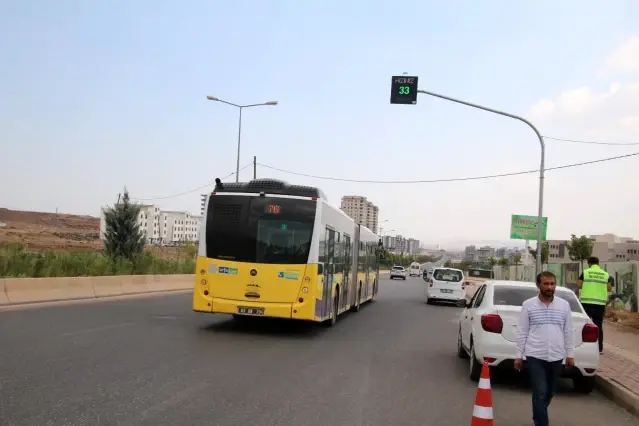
[192,178,380,326]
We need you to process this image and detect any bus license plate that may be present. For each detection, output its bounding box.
[238,307,265,315]
[440,289,453,294]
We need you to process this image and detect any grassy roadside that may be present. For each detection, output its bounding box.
[0,244,195,278]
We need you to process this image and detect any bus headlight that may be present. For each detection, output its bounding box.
[201,279,207,286]
[302,287,309,293]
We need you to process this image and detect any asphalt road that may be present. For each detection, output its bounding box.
[0,276,637,426]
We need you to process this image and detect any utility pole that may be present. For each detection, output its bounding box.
[253,156,257,179]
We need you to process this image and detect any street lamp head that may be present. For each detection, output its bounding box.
[206,96,219,101]
[264,101,278,106]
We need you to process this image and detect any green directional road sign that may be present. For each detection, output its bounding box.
[510,214,548,240]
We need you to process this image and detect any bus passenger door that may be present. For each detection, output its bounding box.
[341,235,351,311]
[364,244,370,299]
[323,228,336,318]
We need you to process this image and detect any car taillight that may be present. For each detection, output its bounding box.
[582,323,599,342]
[429,279,433,287]
[481,314,503,334]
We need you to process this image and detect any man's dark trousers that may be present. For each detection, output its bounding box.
[583,303,605,352]
[527,356,563,426]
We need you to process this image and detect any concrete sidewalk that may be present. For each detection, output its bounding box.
[597,321,639,416]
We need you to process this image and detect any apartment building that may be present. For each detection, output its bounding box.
[407,238,421,255]
[547,233,639,263]
[340,195,379,233]
[476,246,496,263]
[159,210,201,243]
[382,235,396,251]
[100,203,202,245]
[381,235,420,254]
[464,245,477,262]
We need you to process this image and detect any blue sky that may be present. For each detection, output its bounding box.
[2,0,638,248]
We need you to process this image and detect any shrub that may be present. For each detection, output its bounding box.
[0,244,195,278]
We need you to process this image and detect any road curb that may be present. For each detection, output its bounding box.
[595,374,639,417]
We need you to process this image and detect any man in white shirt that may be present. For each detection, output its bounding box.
[515,271,575,426]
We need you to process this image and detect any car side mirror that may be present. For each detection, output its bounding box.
[318,263,324,275]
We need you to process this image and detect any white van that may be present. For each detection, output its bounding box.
[409,262,421,277]
[426,267,465,306]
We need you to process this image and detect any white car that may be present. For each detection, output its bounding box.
[426,267,466,307]
[390,266,407,280]
[456,280,600,393]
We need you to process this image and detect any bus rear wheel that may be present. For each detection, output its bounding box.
[350,285,362,312]
[327,294,339,327]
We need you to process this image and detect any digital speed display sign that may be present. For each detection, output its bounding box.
[390,76,418,105]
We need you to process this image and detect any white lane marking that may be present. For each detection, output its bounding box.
[61,322,134,337]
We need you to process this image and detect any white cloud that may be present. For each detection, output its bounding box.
[529,36,639,140]
[605,36,639,74]
[529,80,639,141]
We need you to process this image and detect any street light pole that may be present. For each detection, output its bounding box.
[206,96,278,183]
[417,89,545,276]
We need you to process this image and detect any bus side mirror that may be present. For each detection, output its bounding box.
[318,264,324,275]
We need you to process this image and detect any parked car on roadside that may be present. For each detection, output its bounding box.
[456,280,600,393]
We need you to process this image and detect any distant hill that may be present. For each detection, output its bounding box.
[0,208,101,252]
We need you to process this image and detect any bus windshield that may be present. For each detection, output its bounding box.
[205,195,316,264]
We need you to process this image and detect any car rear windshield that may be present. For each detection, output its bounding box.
[392,266,404,270]
[205,195,316,264]
[411,265,419,269]
[493,286,582,313]
[433,269,463,282]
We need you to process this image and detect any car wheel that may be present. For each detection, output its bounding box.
[573,376,595,394]
[457,327,469,359]
[402,277,406,280]
[469,341,482,381]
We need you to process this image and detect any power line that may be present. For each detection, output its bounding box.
[132,163,253,201]
[543,136,639,146]
[131,136,637,200]
[257,151,639,184]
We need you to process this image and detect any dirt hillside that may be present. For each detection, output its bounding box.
[0,208,102,252]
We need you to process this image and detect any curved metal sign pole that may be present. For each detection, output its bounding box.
[417,89,546,277]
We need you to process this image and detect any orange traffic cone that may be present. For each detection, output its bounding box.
[470,361,494,426]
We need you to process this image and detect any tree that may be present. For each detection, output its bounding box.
[528,242,550,265]
[566,234,593,273]
[487,257,498,268]
[444,260,453,267]
[498,258,509,267]
[103,189,145,260]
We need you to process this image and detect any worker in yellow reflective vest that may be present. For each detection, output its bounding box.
[577,257,613,354]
